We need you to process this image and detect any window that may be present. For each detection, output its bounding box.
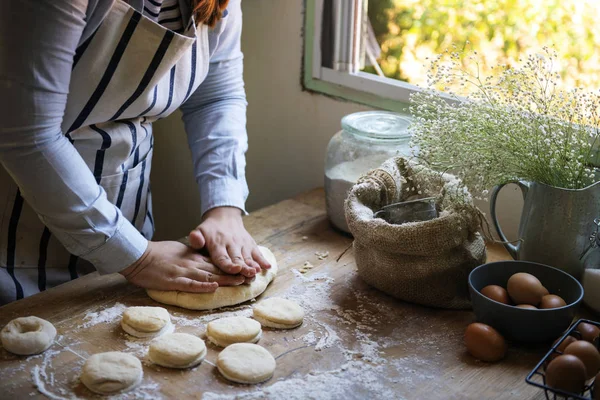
[304,0,600,110]
[304,0,415,112]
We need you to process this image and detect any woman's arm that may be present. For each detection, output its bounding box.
[0,0,234,292]
[0,0,147,273]
[180,0,271,277]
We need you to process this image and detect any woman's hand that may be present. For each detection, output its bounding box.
[119,241,246,292]
[188,207,271,278]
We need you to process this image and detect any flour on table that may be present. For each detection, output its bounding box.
[31,350,68,400]
[203,360,396,400]
[302,330,317,346]
[313,323,340,351]
[123,338,150,358]
[287,273,336,310]
[286,273,341,350]
[80,303,127,328]
[106,380,162,400]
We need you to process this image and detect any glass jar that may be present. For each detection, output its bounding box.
[324,111,413,233]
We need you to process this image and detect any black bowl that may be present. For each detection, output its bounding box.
[468,261,584,343]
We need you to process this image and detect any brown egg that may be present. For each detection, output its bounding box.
[516,304,538,310]
[539,294,567,309]
[545,354,586,394]
[564,340,600,379]
[577,322,600,343]
[548,336,578,362]
[541,286,550,296]
[507,272,547,306]
[555,335,578,353]
[464,322,507,362]
[480,285,511,305]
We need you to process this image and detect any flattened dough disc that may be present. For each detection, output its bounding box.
[147,246,278,310]
[217,343,276,384]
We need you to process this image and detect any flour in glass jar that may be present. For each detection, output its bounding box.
[325,155,391,232]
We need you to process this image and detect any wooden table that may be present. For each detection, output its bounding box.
[0,189,569,399]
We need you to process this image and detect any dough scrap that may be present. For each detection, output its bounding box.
[216,343,276,384]
[148,333,206,369]
[253,297,304,329]
[81,352,142,395]
[121,306,173,338]
[1,316,57,355]
[299,261,314,274]
[207,317,262,347]
[147,246,278,310]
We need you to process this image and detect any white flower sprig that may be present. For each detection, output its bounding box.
[409,46,600,198]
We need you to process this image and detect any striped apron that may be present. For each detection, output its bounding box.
[0,0,215,304]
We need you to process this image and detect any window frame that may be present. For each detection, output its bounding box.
[303,0,420,113]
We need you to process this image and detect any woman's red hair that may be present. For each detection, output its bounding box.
[192,0,230,27]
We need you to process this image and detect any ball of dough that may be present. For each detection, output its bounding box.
[148,333,207,369]
[206,317,262,348]
[1,316,57,355]
[253,297,304,329]
[217,343,276,384]
[81,352,142,395]
[147,246,278,310]
[121,306,172,338]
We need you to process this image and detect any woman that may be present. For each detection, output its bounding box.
[0,0,270,305]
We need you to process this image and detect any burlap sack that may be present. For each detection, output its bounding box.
[345,157,486,309]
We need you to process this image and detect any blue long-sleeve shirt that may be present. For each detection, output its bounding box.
[0,0,249,274]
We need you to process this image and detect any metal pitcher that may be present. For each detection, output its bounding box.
[490,181,600,280]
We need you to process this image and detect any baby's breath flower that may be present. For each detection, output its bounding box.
[409,47,600,195]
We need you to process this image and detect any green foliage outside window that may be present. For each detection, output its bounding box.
[365,0,600,91]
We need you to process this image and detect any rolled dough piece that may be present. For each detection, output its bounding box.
[216,343,276,384]
[148,333,207,369]
[1,316,57,355]
[81,352,142,395]
[147,246,278,310]
[206,317,262,347]
[121,306,173,338]
[253,297,304,329]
